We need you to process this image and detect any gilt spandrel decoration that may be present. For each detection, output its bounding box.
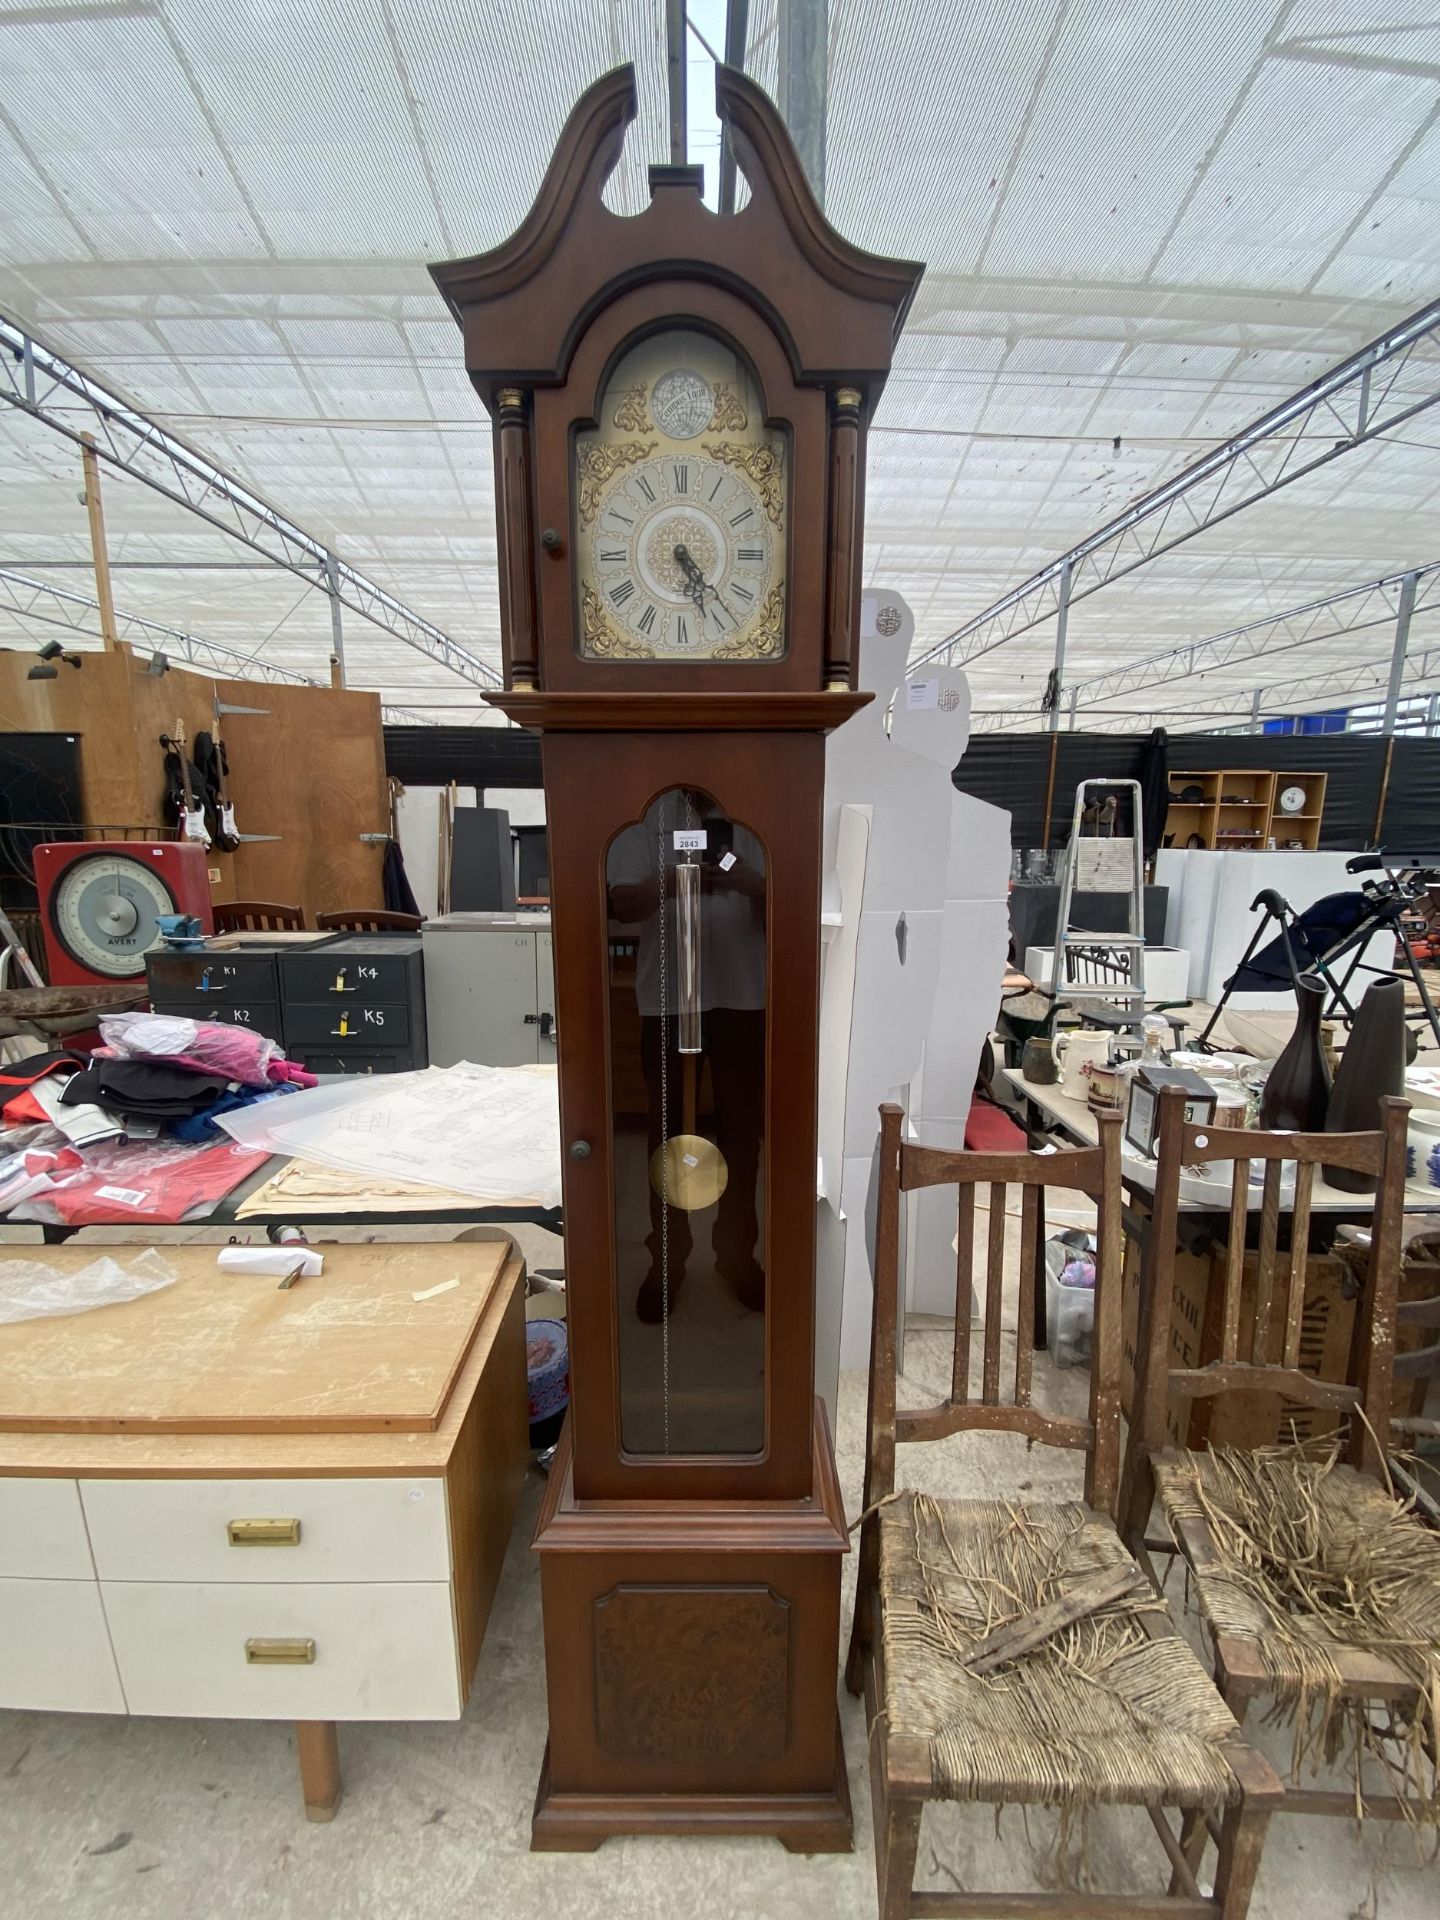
[581,583,656,660]
[713,582,786,659]
[611,386,653,432]
[708,382,748,432]
[577,440,658,527]
[701,442,785,526]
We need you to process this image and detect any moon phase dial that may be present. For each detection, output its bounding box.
[649,368,714,439]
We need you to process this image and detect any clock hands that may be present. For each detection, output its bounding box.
[673,543,736,626]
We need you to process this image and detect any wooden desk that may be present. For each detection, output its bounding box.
[0,1240,528,1821]
[999,1065,1440,1213]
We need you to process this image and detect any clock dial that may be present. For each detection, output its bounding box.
[51,851,179,978]
[575,329,787,663]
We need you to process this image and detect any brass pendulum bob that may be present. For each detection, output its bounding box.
[649,849,728,1211]
[650,1053,729,1211]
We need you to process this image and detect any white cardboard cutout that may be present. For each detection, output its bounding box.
[818,590,1012,1374]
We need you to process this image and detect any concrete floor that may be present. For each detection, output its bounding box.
[1,1223,1437,1919]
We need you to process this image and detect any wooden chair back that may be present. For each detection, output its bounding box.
[212,900,305,933]
[315,909,422,933]
[1132,1084,1409,1478]
[862,1102,1127,1524]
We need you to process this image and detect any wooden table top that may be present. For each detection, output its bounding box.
[0,1239,511,1436]
[0,1254,524,1478]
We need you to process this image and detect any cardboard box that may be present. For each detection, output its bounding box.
[1120,1204,1357,1450]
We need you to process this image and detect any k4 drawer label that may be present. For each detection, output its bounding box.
[281,954,416,1001]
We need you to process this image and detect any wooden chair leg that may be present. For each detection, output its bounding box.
[1172,1807,1208,1889]
[296,1720,342,1822]
[1212,1795,1272,1920]
[844,1604,868,1698]
[875,1785,922,1920]
[846,1520,878,1697]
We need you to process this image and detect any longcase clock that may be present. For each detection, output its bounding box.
[432,64,921,1850]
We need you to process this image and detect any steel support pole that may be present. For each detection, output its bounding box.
[1250,688,1263,733]
[1429,691,1440,738]
[718,0,751,215]
[324,550,347,689]
[778,0,827,206]
[1381,571,1419,735]
[666,0,688,164]
[1047,562,1072,734]
[1066,686,1078,730]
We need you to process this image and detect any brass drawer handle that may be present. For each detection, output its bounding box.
[227,1518,302,1547]
[245,1637,315,1666]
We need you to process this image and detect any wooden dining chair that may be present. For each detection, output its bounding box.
[848,1102,1281,1920]
[315,909,422,933]
[212,900,305,933]
[1122,1085,1439,1848]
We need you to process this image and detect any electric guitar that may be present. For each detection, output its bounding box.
[211,711,240,850]
[160,720,211,848]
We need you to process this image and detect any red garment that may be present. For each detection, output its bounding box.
[24,1139,269,1226]
[3,1088,50,1127]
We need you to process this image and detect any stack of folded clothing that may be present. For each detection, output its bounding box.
[0,1018,317,1142]
[58,1057,276,1141]
[0,1016,320,1223]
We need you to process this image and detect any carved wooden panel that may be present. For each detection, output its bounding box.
[592,1583,790,1762]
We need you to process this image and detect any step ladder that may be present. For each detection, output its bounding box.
[1047,779,1146,1023]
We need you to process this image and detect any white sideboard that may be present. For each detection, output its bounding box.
[0,1241,528,1820]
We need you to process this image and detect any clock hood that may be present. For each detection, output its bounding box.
[429,63,923,406]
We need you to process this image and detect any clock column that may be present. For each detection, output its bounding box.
[494,385,539,690]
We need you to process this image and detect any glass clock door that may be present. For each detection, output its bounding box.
[606,788,767,1456]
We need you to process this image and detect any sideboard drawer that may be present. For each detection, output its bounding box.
[81,1476,450,1584]
[0,1577,126,1713]
[0,1477,94,1579]
[102,1580,462,1720]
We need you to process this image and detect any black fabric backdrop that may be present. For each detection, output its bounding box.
[381,725,1440,857]
[947,731,1440,853]
[385,725,542,790]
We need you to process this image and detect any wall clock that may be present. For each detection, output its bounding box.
[433,63,920,1851]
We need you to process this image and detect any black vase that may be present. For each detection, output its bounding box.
[1258,971,1331,1133]
[1324,976,1407,1193]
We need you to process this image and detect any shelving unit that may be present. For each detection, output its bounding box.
[1164,769,1327,850]
[1269,771,1328,850]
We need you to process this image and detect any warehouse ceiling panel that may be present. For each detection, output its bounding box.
[0,0,1436,725]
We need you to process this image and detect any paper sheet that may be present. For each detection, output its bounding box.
[218,1062,562,1208]
[232,1161,499,1219]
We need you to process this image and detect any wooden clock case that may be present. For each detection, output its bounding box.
[432,64,920,1850]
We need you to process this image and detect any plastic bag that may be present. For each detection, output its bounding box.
[0,1248,177,1325]
[99,1011,284,1087]
[9,1139,270,1225]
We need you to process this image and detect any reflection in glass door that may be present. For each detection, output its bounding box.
[606,788,767,1456]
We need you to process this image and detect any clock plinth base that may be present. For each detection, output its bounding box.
[530,1723,853,1854]
[530,1403,852,1853]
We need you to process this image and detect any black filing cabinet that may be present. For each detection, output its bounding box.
[278,934,427,1075]
[146,946,284,1045]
